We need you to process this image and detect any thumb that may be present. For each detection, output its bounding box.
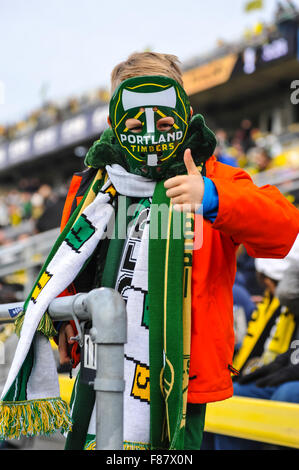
[184,148,199,175]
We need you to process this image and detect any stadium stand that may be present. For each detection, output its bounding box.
[0,3,299,450]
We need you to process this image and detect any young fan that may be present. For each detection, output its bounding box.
[1,52,298,451]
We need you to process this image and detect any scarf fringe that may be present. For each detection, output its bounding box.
[124,441,151,450]
[84,439,96,450]
[0,397,72,440]
[84,440,151,451]
[15,311,57,339]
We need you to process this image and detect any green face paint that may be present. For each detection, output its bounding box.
[109,75,191,180]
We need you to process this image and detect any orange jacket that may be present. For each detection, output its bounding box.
[188,156,299,403]
[60,158,299,404]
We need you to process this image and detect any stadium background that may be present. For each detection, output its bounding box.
[0,1,298,250]
[0,0,299,451]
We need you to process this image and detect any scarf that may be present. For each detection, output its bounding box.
[233,292,296,376]
[0,164,195,450]
[83,195,152,450]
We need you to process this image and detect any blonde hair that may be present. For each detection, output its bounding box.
[110,52,183,93]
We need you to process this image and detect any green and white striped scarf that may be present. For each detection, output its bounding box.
[0,164,194,450]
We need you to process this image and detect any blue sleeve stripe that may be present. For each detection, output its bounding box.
[197,176,219,223]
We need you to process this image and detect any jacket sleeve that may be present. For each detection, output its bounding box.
[209,167,299,258]
[201,176,219,222]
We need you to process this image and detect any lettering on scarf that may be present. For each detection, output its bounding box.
[31,270,53,304]
[65,214,96,253]
[130,360,150,403]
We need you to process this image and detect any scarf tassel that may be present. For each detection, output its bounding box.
[0,397,72,440]
[15,311,57,339]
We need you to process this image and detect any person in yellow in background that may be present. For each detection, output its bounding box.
[234,252,299,376]
[202,236,299,450]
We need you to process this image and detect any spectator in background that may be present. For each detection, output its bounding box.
[232,275,256,351]
[0,178,68,242]
[7,203,22,227]
[29,190,44,220]
[234,243,299,377]
[252,147,273,173]
[31,184,56,222]
[214,129,238,167]
[213,259,299,450]
[0,198,9,228]
[235,119,255,153]
[233,282,256,324]
[20,192,33,220]
[202,237,299,450]
[236,245,264,298]
[229,139,248,168]
[35,184,67,232]
[236,259,299,394]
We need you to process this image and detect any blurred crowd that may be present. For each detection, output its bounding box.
[214,119,299,178]
[0,87,109,144]
[0,177,68,245]
[1,2,298,146]
[0,178,68,307]
[0,116,298,243]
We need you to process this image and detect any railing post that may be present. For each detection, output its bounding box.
[0,287,127,450]
[86,287,127,450]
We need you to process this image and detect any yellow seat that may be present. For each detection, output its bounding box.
[205,396,299,449]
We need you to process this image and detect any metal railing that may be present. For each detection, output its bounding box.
[253,167,299,193]
[0,287,127,450]
[2,289,299,449]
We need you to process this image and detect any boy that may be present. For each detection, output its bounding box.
[1,52,298,451]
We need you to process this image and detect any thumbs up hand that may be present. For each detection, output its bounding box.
[164,149,205,212]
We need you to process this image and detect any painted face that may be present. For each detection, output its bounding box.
[109,75,191,179]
